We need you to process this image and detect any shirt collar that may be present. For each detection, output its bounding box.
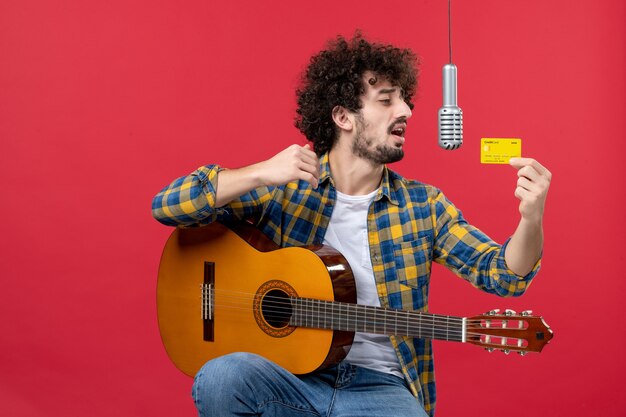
[318,152,399,206]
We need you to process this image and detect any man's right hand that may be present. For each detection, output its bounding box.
[256,144,320,189]
[215,144,320,208]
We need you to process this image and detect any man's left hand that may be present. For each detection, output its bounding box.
[509,158,552,224]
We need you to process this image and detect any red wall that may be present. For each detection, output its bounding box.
[1,0,624,415]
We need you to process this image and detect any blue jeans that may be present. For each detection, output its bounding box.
[192,352,428,417]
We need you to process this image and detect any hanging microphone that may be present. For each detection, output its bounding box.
[438,63,463,150]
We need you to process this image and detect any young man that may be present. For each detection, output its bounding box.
[152,34,551,417]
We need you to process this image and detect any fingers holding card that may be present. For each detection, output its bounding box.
[508,157,552,222]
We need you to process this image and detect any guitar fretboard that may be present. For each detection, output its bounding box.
[290,298,465,342]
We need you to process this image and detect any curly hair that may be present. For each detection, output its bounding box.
[295,33,419,155]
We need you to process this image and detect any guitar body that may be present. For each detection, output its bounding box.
[157,222,356,377]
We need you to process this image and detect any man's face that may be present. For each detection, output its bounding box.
[351,71,413,165]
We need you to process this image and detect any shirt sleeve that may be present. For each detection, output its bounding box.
[430,189,541,297]
[151,164,274,227]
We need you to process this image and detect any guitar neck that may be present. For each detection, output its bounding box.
[290,298,465,343]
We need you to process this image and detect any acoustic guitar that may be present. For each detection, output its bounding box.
[157,222,553,377]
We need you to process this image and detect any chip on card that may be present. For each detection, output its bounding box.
[480,138,522,164]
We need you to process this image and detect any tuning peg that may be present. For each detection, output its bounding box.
[521,310,533,316]
[486,309,500,316]
[485,348,495,353]
[502,349,510,355]
[518,351,528,356]
[504,309,516,316]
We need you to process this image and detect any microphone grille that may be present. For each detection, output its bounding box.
[438,106,463,150]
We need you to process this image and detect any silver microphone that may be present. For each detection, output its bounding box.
[438,63,463,150]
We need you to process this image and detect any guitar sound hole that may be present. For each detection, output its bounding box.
[261,289,292,329]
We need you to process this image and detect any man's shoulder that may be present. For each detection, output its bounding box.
[387,168,440,200]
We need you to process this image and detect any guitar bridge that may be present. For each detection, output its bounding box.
[202,283,213,320]
[202,262,214,341]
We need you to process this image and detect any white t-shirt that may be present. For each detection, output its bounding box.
[323,189,403,378]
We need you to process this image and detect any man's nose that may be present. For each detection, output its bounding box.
[397,100,412,119]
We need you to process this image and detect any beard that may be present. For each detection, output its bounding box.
[351,113,405,165]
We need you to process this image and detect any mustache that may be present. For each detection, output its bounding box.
[387,117,408,134]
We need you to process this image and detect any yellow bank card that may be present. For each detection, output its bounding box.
[480,138,522,164]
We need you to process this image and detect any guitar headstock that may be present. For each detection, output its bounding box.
[466,309,553,355]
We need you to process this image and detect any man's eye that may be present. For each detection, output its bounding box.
[380,99,391,105]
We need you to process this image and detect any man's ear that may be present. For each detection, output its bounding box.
[331,106,354,132]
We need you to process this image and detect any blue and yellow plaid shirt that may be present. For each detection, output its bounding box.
[152,152,540,416]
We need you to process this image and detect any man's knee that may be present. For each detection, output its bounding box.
[192,352,269,414]
[192,352,269,397]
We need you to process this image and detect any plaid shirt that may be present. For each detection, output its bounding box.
[152,152,540,416]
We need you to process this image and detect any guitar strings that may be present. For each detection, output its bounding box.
[200,301,524,343]
[208,305,513,337]
[203,300,524,342]
[196,287,527,339]
[203,287,517,326]
[205,288,521,328]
